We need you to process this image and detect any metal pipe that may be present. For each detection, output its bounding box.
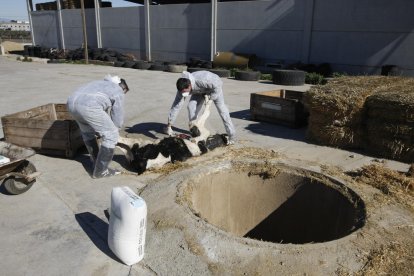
[94,0,102,48]
[80,0,89,63]
[56,0,66,49]
[210,0,217,61]
[26,0,35,45]
[144,0,151,61]
[301,0,315,63]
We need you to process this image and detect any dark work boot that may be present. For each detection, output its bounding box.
[84,138,99,164]
[92,146,120,179]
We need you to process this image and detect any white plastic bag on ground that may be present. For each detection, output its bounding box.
[108,186,147,265]
[0,155,10,165]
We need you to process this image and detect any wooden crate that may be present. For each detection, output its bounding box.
[1,103,84,158]
[250,90,308,128]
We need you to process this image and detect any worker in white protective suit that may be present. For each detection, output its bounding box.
[164,71,236,144]
[67,75,129,178]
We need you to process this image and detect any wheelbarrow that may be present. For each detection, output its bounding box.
[0,141,40,195]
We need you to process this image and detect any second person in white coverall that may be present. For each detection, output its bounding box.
[165,71,236,144]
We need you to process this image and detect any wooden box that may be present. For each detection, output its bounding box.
[1,103,84,158]
[250,90,308,127]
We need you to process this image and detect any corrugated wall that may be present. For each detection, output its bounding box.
[30,0,414,75]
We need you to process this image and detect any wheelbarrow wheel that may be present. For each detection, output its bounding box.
[3,161,37,195]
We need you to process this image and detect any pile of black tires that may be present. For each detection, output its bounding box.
[24,46,330,85]
[24,46,137,63]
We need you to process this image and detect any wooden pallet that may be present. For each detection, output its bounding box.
[250,90,308,128]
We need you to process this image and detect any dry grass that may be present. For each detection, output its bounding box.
[348,164,414,210]
[232,160,282,179]
[224,146,281,160]
[148,161,186,175]
[356,242,414,276]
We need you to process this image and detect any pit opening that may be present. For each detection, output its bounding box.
[189,166,365,244]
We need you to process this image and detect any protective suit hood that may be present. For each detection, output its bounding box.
[104,74,121,85]
[181,71,195,90]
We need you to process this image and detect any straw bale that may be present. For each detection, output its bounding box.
[408,163,414,176]
[364,79,414,161]
[305,76,414,156]
[367,120,414,142]
[304,76,387,148]
[366,88,414,123]
[366,136,414,163]
[303,76,380,115]
[307,121,364,148]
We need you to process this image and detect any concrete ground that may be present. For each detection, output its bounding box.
[0,55,411,275]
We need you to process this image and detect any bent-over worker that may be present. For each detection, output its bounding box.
[67,75,129,178]
[164,71,236,144]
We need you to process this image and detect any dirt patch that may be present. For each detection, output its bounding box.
[356,241,414,276]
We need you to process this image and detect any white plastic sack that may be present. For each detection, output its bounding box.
[108,186,147,265]
[0,155,10,165]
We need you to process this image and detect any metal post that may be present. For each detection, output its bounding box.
[26,0,35,45]
[56,0,66,49]
[210,0,217,61]
[94,0,102,48]
[144,0,151,61]
[80,0,89,64]
[301,0,315,63]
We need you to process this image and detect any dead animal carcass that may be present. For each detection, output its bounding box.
[117,96,228,174]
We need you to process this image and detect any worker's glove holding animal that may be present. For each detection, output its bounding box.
[163,125,174,136]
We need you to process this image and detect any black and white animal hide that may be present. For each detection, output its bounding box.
[188,95,212,144]
[198,134,229,152]
[117,96,228,174]
[129,136,200,174]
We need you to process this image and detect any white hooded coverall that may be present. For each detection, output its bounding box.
[67,77,125,148]
[167,71,235,140]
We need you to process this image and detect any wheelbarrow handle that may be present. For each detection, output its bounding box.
[3,171,41,183]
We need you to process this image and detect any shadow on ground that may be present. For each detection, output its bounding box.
[125,122,190,139]
[0,182,13,195]
[72,147,133,173]
[75,212,122,263]
[231,109,307,142]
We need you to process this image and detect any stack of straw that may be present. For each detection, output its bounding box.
[365,78,414,162]
[304,76,414,162]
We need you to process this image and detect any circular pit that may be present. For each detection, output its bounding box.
[189,165,366,244]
